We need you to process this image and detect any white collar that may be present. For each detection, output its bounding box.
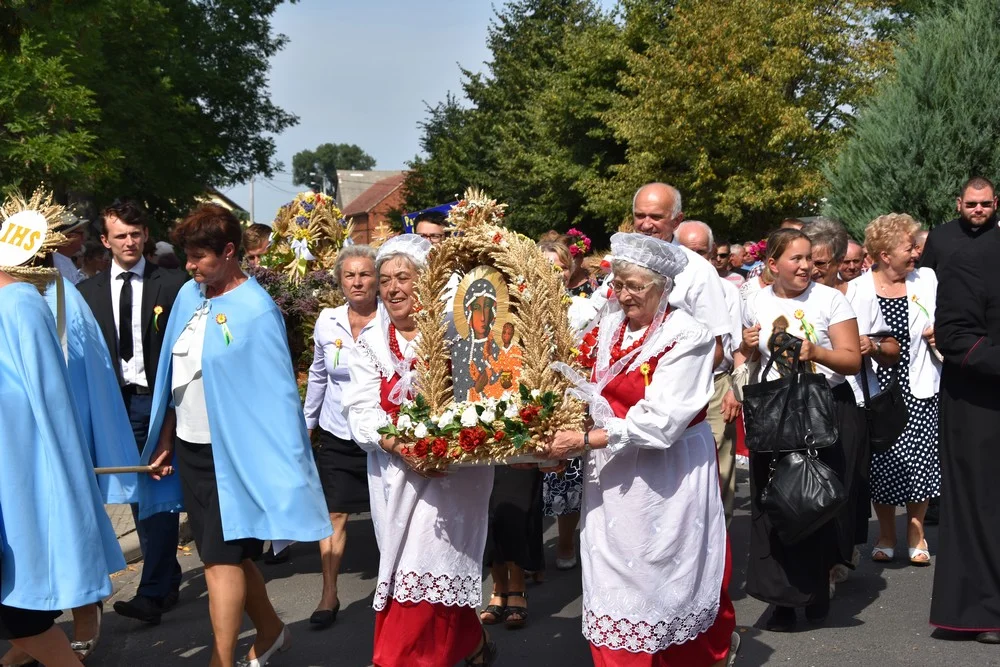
[111,256,145,280]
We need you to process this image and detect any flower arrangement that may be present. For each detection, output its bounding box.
[565,228,592,257]
[747,239,767,262]
[380,386,564,466]
[261,191,353,282]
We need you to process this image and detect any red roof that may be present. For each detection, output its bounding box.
[343,173,407,217]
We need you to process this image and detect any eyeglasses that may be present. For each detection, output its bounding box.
[418,233,446,241]
[715,252,730,258]
[963,200,995,209]
[609,280,653,296]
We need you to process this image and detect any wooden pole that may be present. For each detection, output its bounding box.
[94,465,167,475]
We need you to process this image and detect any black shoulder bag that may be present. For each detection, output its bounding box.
[751,337,847,545]
[742,335,839,452]
[858,332,908,454]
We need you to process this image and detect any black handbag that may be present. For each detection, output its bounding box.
[742,336,839,452]
[858,332,908,454]
[756,338,847,544]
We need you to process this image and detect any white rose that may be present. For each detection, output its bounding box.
[503,403,519,419]
[413,422,428,439]
[437,410,456,429]
[500,391,513,402]
[480,408,496,425]
[396,414,413,431]
[461,405,480,428]
[530,389,541,399]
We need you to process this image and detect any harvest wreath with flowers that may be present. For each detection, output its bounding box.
[378,188,585,468]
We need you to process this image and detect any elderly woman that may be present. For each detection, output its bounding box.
[303,245,379,628]
[855,214,941,566]
[548,233,736,667]
[804,219,901,577]
[741,229,862,631]
[0,272,124,667]
[344,234,497,666]
[141,204,331,667]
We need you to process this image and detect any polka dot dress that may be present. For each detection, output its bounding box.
[870,295,941,505]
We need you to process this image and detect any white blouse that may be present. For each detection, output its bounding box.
[852,268,941,399]
[582,309,727,653]
[171,301,211,444]
[843,279,890,406]
[343,317,494,611]
[303,305,379,439]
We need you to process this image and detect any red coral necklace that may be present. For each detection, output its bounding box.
[609,320,650,363]
[388,322,405,361]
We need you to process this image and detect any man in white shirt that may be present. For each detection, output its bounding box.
[676,221,742,525]
[78,200,189,626]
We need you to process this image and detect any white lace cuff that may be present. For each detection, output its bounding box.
[604,418,630,454]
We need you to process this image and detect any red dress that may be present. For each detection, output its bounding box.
[588,350,735,666]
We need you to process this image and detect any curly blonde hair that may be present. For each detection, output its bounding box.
[864,213,921,259]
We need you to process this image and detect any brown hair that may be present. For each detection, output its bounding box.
[537,239,572,270]
[864,213,920,259]
[172,203,242,256]
[765,228,811,264]
[242,223,272,251]
[101,199,148,236]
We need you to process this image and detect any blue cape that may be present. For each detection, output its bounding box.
[45,278,139,503]
[0,283,125,610]
[138,277,332,543]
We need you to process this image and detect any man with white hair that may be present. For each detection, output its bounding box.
[676,220,741,524]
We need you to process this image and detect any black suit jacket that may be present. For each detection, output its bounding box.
[78,262,190,391]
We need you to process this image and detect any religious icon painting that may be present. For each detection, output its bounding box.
[451,266,523,402]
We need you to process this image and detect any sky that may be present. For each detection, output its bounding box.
[223,0,619,225]
[221,1,499,224]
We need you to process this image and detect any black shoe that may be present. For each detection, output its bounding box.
[113,595,162,625]
[805,597,830,624]
[977,631,1000,644]
[765,606,796,632]
[309,600,340,629]
[263,545,290,565]
[161,590,180,612]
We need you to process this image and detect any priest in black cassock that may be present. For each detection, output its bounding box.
[920,176,997,270]
[931,221,1000,645]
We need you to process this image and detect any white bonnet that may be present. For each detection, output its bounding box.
[376,233,431,269]
[609,232,688,279]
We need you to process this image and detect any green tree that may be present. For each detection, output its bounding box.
[825,0,1000,236]
[585,0,898,239]
[291,143,377,194]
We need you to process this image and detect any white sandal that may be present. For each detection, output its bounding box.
[908,542,931,566]
[871,545,894,562]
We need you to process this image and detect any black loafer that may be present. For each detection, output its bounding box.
[263,546,290,565]
[765,606,796,632]
[977,631,1000,644]
[309,601,340,629]
[113,595,162,625]
[805,597,829,624]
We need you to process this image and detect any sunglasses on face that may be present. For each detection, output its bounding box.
[963,200,995,209]
[715,252,730,258]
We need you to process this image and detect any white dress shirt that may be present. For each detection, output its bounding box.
[111,257,148,387]
[171,301,211,443]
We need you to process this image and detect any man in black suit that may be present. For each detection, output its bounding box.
[78,200,189,625]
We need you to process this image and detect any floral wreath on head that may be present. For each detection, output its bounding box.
[565,228,591,257]
[748,239,767,262]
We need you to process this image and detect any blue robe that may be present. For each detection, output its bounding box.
[0,283,125,610]
[138,277,332,544]
[45,278,139,503]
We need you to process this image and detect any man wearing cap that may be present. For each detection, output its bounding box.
[52,211,87,285]
[77,199,189,626]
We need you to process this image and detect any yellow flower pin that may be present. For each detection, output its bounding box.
[215,313,234,345]
[153,305,164,332]
[794,309,805,320]
[333,338,343,367]
[640,362,652,386]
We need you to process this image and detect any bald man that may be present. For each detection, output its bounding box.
[676,221,740,524]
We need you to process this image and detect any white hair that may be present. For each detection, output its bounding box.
[632,183,683,218]
[676,220,714,250]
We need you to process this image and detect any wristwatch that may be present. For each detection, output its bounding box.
[874,339,883,355]
[583,431,591,452]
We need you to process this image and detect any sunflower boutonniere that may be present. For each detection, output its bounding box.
[216,313,234,346]
[153,305,163,333]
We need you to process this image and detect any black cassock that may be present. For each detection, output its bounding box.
[931,224,1000,632]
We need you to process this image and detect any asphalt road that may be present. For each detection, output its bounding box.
[8,468,1000,666]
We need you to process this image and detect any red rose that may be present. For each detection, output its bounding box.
[414,439,429,458]
[459,428,478,452]
[493,430,505,442]
[492,233,503,243]
[519,405,541,423]
[432,437,448,457]
[518,283,527,292]
[400,447,411,457]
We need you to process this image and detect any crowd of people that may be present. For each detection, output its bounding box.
[2,175,1000,667]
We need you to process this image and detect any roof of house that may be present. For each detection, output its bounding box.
[343,173,408,218]
[337,170,405,210]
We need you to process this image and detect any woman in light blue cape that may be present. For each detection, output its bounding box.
[45,277,139,503]
[138,203,330,666]
[0,277,125,666]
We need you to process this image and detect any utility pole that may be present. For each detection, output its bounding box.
[249,174,255,224]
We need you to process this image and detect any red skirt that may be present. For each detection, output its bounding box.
[373,599,482,667]
[590,538,736,667]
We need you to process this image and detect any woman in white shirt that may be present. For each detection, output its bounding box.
[856,214,941,567]
[302,244,378,628]
[740,228,862,632]
[547,233,736,667]
[344,235,497,667]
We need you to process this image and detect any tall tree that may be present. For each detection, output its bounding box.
[825,0,1000,236]
[291,143,377,194]
[585,0,898,238]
